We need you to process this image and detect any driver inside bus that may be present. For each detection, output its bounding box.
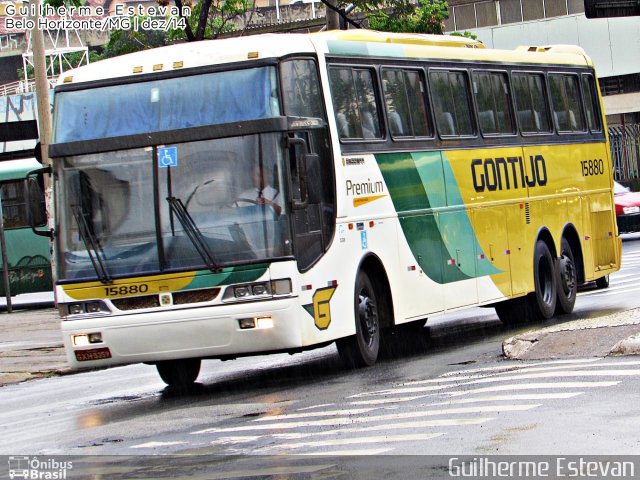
[236,163,281,216]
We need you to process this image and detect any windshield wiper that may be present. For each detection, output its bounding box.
[71,205,112,284]
[166,196,220,272]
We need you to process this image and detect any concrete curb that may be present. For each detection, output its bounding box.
[610,333,640,356]
[503,308,640,360]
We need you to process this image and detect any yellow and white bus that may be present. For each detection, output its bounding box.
[49,30,621,386]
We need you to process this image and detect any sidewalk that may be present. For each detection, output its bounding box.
[0,307,71,385]
[1,305,640,387]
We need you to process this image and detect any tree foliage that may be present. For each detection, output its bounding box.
[161,0,256,41]
[367,0,449,34]
[100,28,168,59]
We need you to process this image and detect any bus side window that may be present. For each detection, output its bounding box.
[429,69,475,137]
[328,66,382,140]
[280,58,325,119]
[581,74,602,132]
[549,73,586,133]
[513,72,552,134]
[381,68,432,138]
[473,70,515,135]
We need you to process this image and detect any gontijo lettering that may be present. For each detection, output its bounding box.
[472,155,547,192]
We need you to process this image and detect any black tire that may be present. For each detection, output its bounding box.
[156,358,201,388]
[495,240,557,324]
[595,274,610,289]
[336,270,381,368]
[531,239,557,320]
[555,238,577,315]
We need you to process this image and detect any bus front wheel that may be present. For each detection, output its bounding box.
[336,270,381,368]
[156,358,201,388]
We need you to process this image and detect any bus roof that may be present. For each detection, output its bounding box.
[0,158,42,182]
[56,30,593,87]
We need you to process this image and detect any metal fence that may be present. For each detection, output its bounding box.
[609,124,640,182]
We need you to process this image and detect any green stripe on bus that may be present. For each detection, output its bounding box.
[327,40,406,58]
[183,263,269,290]
[376,152,499,284]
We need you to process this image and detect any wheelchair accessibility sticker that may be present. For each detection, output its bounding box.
[158,147,178,168]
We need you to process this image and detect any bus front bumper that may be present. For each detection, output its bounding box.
[61,298,306,369]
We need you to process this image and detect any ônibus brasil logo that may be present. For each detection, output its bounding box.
[8,457,73,479]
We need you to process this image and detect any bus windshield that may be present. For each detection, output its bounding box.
[56,133,292,282]
[52,67,280,143]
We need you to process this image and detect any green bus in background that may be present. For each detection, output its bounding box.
[0,92,53,303]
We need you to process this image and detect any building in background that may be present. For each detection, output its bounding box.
[444,0,640,184]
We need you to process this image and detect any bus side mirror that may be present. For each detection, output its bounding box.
[25,168,53,239]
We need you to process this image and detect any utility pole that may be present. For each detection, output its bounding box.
[324,0,341,29]
[30,0,56,297]
[31,0,52,179]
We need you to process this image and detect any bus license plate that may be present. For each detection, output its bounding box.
[75,348,112,361]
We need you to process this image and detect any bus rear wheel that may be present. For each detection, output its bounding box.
[555,238,577,315]
[336,270,381,368]
[156,358,201,388]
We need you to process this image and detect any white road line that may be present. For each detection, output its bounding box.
[377,370,637,395]
[350,395,430,405]
[271,417,492,440]
[440,358,601,377]
[445,381,619,397]
[210,436,263,444]
[260,432,444,451]
[193,405,540,434]
[296,404,335,411]
[580,285,640,297]
[350,391,583,406]
[403,362,627,386]
[252,408,376,422]
[202,464,337,480]
[426,392,584,405]
[130,441,187,449]
[298,449,392,455]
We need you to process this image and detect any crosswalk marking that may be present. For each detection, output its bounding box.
[266,417,492,440]
[131,441,188,449]
[180,358,636,455]
[259,433,444,451]
[194,404,540,434]
[350,391,582,406]
[362,369,636,396]
[445,381,620,397]
[252,408,376,422]
[398,361,631,387]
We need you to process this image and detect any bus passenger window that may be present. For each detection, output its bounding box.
[549,73,586,133]
[581,75,602,132]
[429,70,475,137]
[473,71,515,135]
[381,68,432,138]
[328,66,382,140]
[512,72,552,134]
[280,59,325,119]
